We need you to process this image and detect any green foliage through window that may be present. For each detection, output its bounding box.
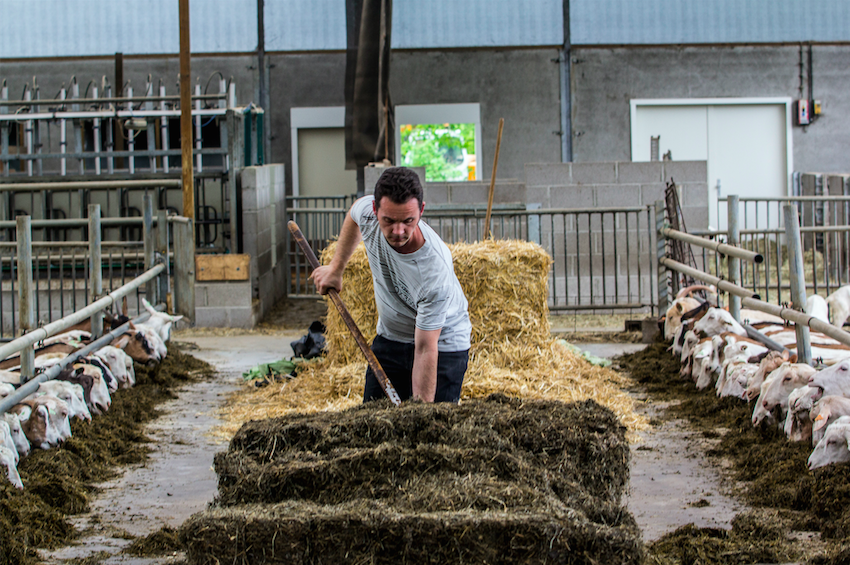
[399,123,476,182]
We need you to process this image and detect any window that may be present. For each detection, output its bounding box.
[395,104,482,183]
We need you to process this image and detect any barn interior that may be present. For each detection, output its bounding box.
[2,1,850,564]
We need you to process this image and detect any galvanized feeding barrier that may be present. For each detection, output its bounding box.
[657,196,850,366]
[0,192,196,415]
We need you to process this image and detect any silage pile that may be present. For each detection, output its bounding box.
[180,394,644,564]
[217,239,646,437]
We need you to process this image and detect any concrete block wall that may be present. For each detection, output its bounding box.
[525,160,708,306]
[195,164,286,328]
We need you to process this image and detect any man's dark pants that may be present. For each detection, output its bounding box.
[363,335,469,403]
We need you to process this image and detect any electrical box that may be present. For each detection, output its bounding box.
[795,99,811,126]
[813,100,822,115]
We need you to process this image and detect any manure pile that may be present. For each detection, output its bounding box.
[182,394,644,565]
[218,240,646,438]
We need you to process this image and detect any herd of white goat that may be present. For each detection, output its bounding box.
[667,284,850,473]
[0,299,182,489]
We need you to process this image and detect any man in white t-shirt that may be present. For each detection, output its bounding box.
[311,167,472,403]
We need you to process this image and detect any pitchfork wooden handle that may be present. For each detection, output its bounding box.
[287,220,402,406]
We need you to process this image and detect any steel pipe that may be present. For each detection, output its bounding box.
[0,179,180,191]
[0,263,164,362]
[0,307,158,415]
[661,227,763,264]
[659,257,760,300]
[741,297,850,348]
[0,109,226,121]
[0,93,226,106]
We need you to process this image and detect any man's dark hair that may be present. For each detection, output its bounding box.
[374,167,423,208]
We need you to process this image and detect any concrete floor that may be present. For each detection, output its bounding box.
[40,333,744,563]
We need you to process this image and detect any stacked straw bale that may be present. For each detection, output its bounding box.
[217,238,646,439]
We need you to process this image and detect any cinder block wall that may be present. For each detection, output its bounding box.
[194,164,285,328]
[242,164,287,321]
[524,161,708,228]
[523,160,707,307]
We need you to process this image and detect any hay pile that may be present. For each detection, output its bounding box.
[218,240,646,438]
[181,395,644,564]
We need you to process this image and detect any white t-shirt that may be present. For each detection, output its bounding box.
[350,196,472,352]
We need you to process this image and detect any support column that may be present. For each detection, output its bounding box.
[16,216,34,381]
[88,205,103,338]
[727,195,741,322]
[784,204,812,365]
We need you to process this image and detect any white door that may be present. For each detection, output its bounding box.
[706,105,788,230]
[631,99,791,230]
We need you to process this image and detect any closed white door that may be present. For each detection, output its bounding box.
[706,104,788,230]
[632,100,790,230]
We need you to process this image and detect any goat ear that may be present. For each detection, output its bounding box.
[789,353,798,363]
[128,321,136,330]
[676,303,684,313]
[142,298,157,315]
[172,315,184,323]
[814,412,830,431]
[114,335,130,349]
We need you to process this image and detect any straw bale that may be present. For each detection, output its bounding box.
[181,501,643,565]
[217,239,646,440]
[322,239,552,365]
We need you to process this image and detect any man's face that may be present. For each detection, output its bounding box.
[374,196,423,249]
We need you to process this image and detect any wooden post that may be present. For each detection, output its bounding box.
[88,205,103,338]
[727,195,741,322]
[143,194,155,301]
[16,216,34,381]
[179,0,194,219]
[156,209,170,308]
[173,218,195,322]
[784,204,812,365]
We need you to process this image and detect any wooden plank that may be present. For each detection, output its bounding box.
[196,254,250,281]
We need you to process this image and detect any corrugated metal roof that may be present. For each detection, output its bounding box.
[571,0,850,45]
[392,0,563,49]
[3,0,849,59]
[0,0,257,58]
[1,0,561,58]
[265,0,345,51]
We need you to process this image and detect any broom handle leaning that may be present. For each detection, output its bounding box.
[287,220,402,406]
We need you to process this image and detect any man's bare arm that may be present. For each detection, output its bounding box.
[412,327,441,402]
[310,207,363,295]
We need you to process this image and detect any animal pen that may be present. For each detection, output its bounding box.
[657,190,850,365]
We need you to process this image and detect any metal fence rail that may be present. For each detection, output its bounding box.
[0,196,195,340]
[695,195,850,304]
[284,198,657,314]
[0,175,232,252]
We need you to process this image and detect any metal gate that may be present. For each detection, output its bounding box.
[285,198,658,315]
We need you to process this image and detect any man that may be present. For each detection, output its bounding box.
[311,167,471,403]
